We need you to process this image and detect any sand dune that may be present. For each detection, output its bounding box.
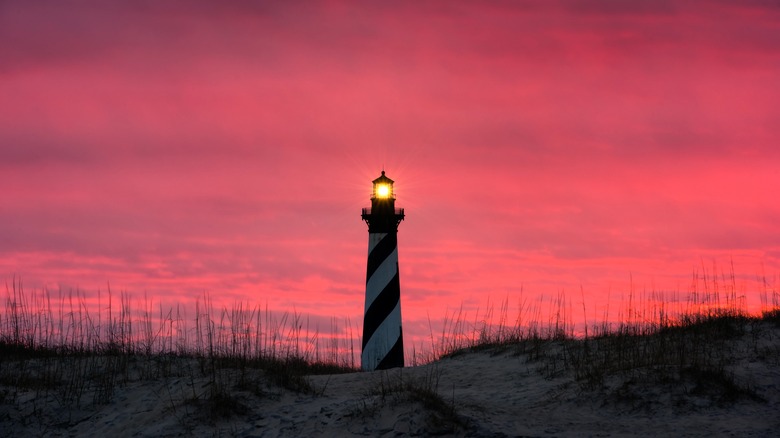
[2,318,779,437]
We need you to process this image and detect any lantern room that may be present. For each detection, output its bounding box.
[371,171,395,200]
[362,170,404,233]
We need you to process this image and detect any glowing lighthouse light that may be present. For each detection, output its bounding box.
[375,183,391,199]
[360,170,405,371]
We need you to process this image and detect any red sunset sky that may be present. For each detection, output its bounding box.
[2,1,779,351]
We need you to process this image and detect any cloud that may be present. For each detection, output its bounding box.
[1,0,778,346]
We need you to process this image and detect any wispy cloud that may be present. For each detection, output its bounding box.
[1,1,778,343]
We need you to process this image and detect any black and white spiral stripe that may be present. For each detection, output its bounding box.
[362,232,404,370]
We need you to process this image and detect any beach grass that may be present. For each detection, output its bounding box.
[1,272,778,434]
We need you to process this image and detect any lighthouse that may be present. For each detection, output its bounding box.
[361,171,405,371]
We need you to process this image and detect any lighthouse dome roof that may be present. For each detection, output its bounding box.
[372,170,394,185]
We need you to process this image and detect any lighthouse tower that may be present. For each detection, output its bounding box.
[361,171,405,371]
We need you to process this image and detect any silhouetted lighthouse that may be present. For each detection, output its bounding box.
[361,171,405,370]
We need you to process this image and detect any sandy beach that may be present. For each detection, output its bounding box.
[3,317,778,437]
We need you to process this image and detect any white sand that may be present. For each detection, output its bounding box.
[2,321,779,437]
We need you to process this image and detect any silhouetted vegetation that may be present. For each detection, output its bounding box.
[1,269,777,433]
[0,279,356,430]
[431,271,779,414]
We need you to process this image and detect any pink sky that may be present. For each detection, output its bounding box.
[2,1,779,351]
